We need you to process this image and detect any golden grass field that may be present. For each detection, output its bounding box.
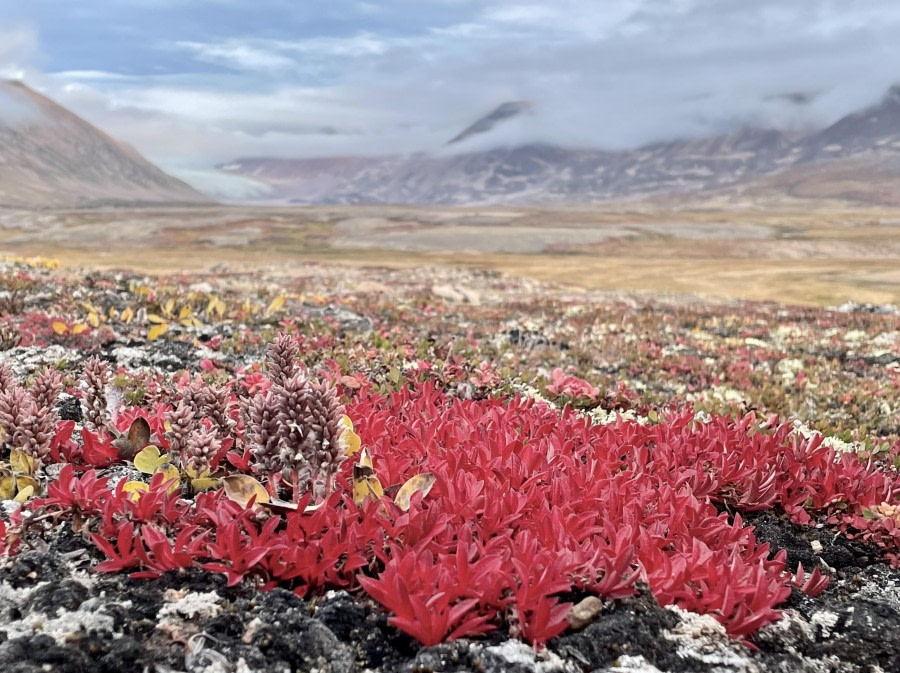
[2,204,899,306]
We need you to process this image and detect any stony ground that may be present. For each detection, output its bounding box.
[0,256,899,672]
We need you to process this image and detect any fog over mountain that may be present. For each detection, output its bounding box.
[4,0,900,196]
[4,2,900,202]
[215,85,900,206]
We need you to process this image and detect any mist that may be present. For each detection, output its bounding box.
[4,1,900,174]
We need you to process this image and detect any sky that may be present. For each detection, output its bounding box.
[2,0,900,194]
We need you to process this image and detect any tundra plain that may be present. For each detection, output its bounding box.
[2,204,899,306]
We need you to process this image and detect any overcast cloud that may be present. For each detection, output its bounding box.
[2,0,900,193]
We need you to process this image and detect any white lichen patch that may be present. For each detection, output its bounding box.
[809,610,840,638]
[756,609,815,652]
[484,640,578,673]
[662,606,757,670]
[776,358,806,381]
[109,345,167,370]
[0,345,79,378]
[686,386,747,406]
[157,590,223,621]
[595,655,665,672]
[511,384,559,410]
[0,588,119,643]
[588,408,646,426]
[852,573,900,614]
[0,581,32,606]
[792,421,865,455]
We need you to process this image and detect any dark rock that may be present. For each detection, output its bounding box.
[1,551,70,588]
[28,579,89,614]
[56,395,83,423]
[252,589,355,673]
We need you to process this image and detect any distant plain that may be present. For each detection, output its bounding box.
[2,204,899,306]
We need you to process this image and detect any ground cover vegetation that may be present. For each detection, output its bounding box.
[0,256,899,672]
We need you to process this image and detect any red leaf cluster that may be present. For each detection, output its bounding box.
[30,383,900,648]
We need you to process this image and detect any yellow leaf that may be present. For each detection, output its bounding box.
[13,484,34,504]
[352,448,384,506]
[80,301,99,313]
[265,295,286,315]
[393,473,436,512]
[16,475,39,495]
[222,475,270,508]
[9,450,35,475]
[206,295,226,318]
[342,428,361,456]
[155,463,181,494]
[261,498,300,513]
[86,312,100,327]
[179,305,193,319]
[353,475,384,506]
[340,415,361,455]
[147,323,168,341]
[147,313,168,324]
[71,323,89,335]
[121,306,135,323]
[108,307,118,320]
[51,321,68,336]
[0,472,16,500]
[122,480,149,501]
[358,447,373,470]
[164,298,175,316]
[191,477,221,493]
[134,445,163,474]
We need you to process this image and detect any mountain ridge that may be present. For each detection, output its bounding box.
[0,80,210,209]
[218,86,900,206]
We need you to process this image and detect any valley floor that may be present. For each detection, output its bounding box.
[2,203,900,305]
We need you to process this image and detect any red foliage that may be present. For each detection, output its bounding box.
[81,430,119,467]
[49,420,78,463]
[545,367,600,401]
[30,383,900,648]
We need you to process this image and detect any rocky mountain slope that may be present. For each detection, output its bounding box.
[0,80,209,209]
[218,86,900,206]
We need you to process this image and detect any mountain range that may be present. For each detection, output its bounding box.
[0,80,207,209]
[218,85,900,207]
[3,78,900,209]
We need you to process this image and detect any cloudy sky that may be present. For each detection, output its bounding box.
[2,0,900,192]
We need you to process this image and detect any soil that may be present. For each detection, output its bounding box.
[1,509,899,673]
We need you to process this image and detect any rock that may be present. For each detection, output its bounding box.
[566,596,604,630]
[56,393,83,422]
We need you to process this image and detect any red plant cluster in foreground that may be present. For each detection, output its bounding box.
[26,384,900,647]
